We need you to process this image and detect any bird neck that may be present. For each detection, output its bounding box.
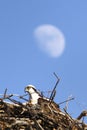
[29,93,40,105]
[30,92,40,99]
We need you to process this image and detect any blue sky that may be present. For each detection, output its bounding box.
[0,0,87,120]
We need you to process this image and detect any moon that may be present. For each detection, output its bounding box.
[34,24,65,58]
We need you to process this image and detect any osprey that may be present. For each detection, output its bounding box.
[24,85,60,113]
[24,85,42,105]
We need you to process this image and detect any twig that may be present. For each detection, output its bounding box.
[33,119,44,130]
[77,111,87,120]
[19,94,29,102]
[49,72,60,104]
[3,88,7,99]
[63,108,74,122]
[64,95,73,111]
[58,97,75,105]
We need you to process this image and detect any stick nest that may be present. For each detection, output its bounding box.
[0,92,87,130]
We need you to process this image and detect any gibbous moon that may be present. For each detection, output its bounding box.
[34,24,65,58]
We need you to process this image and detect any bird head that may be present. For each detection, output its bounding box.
[24,85,37,95]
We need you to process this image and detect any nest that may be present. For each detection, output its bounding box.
[0,92,87,130]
